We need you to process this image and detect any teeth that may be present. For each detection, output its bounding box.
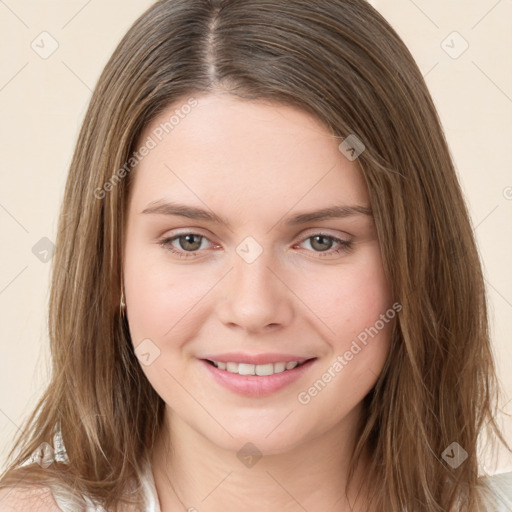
[211,360,304,376]
[274,362,286,373]
[226,362,238,373]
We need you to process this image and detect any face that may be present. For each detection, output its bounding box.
[123,93,394,455]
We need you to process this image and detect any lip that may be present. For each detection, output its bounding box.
[201,352,313,365]
[199,357,317,397]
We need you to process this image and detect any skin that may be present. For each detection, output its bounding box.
[123,93,393,511]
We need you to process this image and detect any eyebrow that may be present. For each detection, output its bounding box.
[141,200,373,228]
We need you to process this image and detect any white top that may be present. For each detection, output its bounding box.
[26,428,512,511]
[47,457,161,512]
[478,471,512,511]
[131,461,161,512]
[59,466,512,512]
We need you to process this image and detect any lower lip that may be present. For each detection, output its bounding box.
[200,358,317,397]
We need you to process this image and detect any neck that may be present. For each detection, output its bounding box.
[151,404,372,512]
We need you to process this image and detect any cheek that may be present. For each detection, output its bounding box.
[296,259,392,417]
[123,243,186,343]
[307,248,393,398]
[309,247,392,344]
[124,243,222,359]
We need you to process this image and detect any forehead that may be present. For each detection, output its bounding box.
[128,94,369,216]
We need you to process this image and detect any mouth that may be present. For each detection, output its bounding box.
[200,357,318,397]
[203,358,315,376]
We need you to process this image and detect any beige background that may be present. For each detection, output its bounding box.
[1,1,511,473]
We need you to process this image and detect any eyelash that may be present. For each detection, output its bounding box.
[158,232,353,259]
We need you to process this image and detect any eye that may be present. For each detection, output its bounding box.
[159,233,214,259]
[159,231,353,259]
[296,233,353,257]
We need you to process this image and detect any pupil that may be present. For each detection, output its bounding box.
[178,235,333,252]
[312,235,331,251]
[181,234,201,251]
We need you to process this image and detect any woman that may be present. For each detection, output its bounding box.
[0,0,510,511]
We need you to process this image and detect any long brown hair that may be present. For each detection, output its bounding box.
[1,1,509,510]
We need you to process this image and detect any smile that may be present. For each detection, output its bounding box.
[207,360,307,376]
[200,358,317,397]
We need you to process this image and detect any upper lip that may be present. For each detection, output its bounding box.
[201,353,316,365]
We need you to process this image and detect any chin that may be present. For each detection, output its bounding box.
[196,417,311,458]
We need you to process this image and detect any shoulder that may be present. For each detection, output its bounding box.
[478,471,512,510]
[0,485,63,512]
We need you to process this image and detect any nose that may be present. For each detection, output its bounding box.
[216,248,294,334]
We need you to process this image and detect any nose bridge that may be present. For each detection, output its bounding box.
[218,237,293,331]
[233,234,277,289]
[234,251,274,295]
